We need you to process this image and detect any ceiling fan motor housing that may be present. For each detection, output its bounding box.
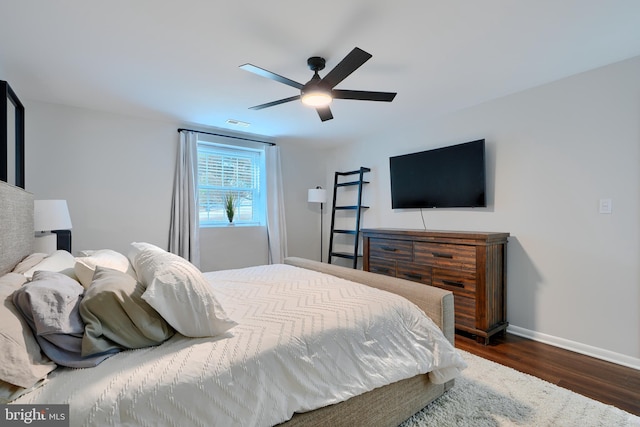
[302,72,325,91]
[301,76,332,107]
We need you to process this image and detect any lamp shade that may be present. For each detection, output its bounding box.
[34,200,72,231]
[307,188,327,203]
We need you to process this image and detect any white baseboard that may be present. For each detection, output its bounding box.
[507,325,640,371]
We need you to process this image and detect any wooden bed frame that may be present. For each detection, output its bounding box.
[0,181,455,427]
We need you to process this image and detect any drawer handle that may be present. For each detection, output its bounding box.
[442,280,464,288]
[372,267,391,273]
[380,246,397,252]
[433,252,453,259]
[404,273,422,280]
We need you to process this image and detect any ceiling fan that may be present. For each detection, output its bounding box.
[240,47,397,122]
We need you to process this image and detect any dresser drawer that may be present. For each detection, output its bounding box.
[453,295,476,329]
[369,238,413,262]
[368,257,397,277]
[432,268,476,298]
[396,262,431,285]
[414,242,476,272]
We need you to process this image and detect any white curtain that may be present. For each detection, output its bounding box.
[265,145,288,264]
[168,130,200,267]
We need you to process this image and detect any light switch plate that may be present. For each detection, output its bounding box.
[599,198,612,214]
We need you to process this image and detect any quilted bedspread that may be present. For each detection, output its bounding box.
[13,264,466,426]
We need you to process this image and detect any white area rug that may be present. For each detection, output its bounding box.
[400,350,640,427]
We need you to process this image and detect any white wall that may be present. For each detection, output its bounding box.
[278,138,331,262]
[26,102,176,253]
[323,56,640,367]
[199,226,268,272]
[24,102,322,270]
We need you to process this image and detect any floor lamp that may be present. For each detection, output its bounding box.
[308,187,327,262]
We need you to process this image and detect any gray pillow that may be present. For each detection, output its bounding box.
[80,266,174,356]
[12,270,116,368]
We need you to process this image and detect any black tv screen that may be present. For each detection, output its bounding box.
[389,139,486,209]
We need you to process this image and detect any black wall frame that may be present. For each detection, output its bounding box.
[1,80,25,188]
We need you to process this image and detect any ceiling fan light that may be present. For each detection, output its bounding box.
[301,91,332,107]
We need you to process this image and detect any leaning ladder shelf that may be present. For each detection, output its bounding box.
[328,167,370,268]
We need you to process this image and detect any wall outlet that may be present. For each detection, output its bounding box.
[599,198,612,214]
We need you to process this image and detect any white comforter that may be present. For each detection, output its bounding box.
[14,264,466,426]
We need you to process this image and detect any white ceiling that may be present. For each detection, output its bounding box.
[2,1,640,146]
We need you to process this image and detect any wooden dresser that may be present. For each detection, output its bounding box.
[362,229,509,344]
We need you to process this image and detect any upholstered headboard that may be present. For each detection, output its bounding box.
[0,181,33,275]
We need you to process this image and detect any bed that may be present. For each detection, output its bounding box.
[0,180,465,427]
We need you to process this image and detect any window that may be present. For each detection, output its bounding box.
[197,142,265,227]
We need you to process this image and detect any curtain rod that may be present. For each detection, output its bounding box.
[177,128,275,146]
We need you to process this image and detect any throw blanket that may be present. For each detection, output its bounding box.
[15,264,466,427]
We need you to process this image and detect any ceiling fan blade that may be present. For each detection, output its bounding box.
[249,95,301,110]
[240,64,304,90]
[332,89,397,102]
[316,106,333,122]
[321,47,372,89]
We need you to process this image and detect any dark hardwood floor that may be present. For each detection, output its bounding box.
[455,332,640,417]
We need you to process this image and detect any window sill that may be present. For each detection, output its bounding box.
[200,223,264,229]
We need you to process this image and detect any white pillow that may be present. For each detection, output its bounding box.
[126,242,165,276]
[11,253,48,275]
[74,249,135,289]
[129,242,237,338]
[22,250,78,281]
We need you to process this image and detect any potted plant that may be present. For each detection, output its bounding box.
[224,192,236,224]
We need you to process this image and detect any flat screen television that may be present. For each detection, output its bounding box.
[389,139,486,209]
